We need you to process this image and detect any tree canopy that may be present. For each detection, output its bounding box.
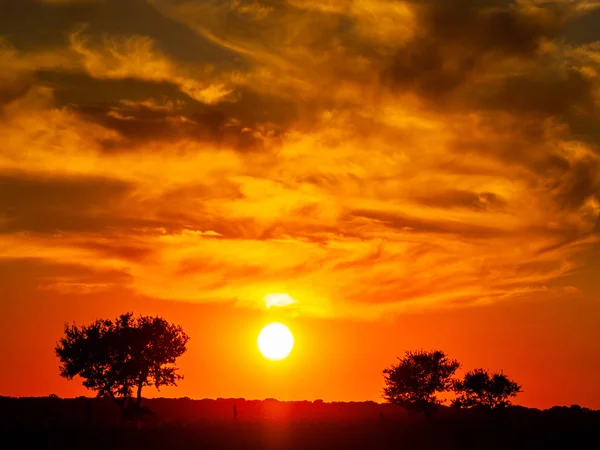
[383,350,460,414]
[453,368,522,410]
[55,313,189,418]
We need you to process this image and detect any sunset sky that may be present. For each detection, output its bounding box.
[1,0,600,409]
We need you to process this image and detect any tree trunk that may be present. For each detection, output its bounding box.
[136,381,143,407]
[108,392,129,422]
[118,397,130,422]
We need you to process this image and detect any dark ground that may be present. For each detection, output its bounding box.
[1,397,598,449]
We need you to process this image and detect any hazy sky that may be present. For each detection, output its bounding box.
[1,0,599,408]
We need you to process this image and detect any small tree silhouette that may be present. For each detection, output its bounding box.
[452,368,521,410]
[55,313,189,420]
[383,350,460,416]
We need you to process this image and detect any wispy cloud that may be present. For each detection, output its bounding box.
[0,0,598,318]
[69,27,234,104]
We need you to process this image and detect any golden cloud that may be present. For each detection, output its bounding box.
[0,0,599,318]
[69,28,234,104]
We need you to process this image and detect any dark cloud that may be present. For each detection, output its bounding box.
[0,78,32,108]
[447,116,579,180]
[415,190,507,211]
[350,209,508,239]
[0,257,131,284]
[0,257,132,299]
[421,0,563,54]
[0,173,154,233]
[0,0,240,66]
[552,158,600,210]
[563,8,600,44]
[37,72,293,151]
[39,71,188,106]
[0,172,129,206]
[384,0,568,104]
[77,241,153,262]
[479,69,597,119]
[70,101,263,150]
[0,0,94,51]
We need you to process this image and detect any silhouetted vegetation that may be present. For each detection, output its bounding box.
[1,397,598,450]
[383,350,525,417]
[453,368,522,410]
[0,317,585,449]
[55,313,189,420]
[383,350,460,416]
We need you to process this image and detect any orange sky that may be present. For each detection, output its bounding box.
[1,0,600,409]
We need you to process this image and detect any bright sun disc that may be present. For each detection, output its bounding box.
[257,323,294,361]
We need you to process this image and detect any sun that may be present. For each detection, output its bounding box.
[257,323,294,361]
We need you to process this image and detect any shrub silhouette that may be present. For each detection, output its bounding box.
[55,312,189,420]
[453,368,521,409]
[383,350,460,415]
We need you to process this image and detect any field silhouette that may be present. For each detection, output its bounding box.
[2,314,594,449]
[5,313,586,449]
[1,397,598,450]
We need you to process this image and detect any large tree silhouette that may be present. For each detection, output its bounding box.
[453,368,522,410]
[55,313,189,419]
[383,350,460,415]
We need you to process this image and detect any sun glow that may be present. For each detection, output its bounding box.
[264,293,297,309]
[257,323,294,361]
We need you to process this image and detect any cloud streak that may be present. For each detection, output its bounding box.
[0,0,598,318]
